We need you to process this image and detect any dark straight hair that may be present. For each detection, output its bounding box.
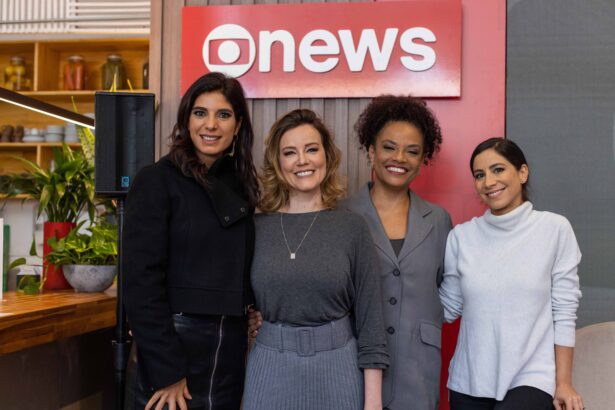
[470,137,530,201]
[169,72,259,207]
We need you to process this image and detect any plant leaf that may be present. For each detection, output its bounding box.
[38,185,52,219]
[8,257,27,271]
[29,235,38,256]
[17,275,41,295]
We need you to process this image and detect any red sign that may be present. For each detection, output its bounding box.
[181,1,461,98]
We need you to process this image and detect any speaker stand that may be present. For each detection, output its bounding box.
[113,196,131,410]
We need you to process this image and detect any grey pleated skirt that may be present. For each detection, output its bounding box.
[243,316,364,410]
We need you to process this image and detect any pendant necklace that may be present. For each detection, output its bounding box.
[280,211,320,260]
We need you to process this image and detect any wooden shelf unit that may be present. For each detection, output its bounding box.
[33,38,149,92]
[0,38,149,128]
[0,38,149,93]
[0,42,35,91]
[0,142,81,174]
[0,36,149,175]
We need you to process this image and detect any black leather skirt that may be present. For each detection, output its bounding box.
[125,313,248,410]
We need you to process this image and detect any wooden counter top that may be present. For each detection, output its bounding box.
[0,287,116,355]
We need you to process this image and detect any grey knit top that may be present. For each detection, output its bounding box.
[251,208,389,369]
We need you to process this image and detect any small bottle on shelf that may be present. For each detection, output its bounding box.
[64,55,86,90]
[4,56,31,91]
[101,54,126,90]
[0,125,13,142]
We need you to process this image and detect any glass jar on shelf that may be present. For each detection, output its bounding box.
[4,56,31,91]
[63,55,86,90]
[101,54,126,90]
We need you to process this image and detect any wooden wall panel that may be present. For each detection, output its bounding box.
[149,0,163,159]
[151,0,373,195]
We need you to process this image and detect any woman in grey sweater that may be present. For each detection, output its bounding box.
[243,109,389,410]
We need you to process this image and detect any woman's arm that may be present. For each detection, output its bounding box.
[351,218,390,369]
[439,230,463,322]
[551,219,583,410]
[124,166,188,392]
[553,345,583,410]
[364,369,383,410]
[551,218,582,348]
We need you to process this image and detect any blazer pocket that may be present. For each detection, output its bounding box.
[419,321,442,349]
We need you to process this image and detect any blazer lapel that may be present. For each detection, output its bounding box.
[398,191,434,262]
[349,185,399,266]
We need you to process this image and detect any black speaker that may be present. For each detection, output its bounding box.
[94,92,155,197]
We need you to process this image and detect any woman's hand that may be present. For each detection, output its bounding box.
[145,378,192,410]
[247,307,263,338]
[553,382,584,410]
[554,345,583,410]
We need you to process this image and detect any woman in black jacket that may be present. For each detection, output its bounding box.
[124,72,259,410]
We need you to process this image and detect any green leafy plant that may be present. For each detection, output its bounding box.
[18,275,42,295]
[71,96,95,167]
[7,258,43,295]
[45,220,118,266]
[3,144,96,222]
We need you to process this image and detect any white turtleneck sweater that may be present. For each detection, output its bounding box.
[439,202,581,400]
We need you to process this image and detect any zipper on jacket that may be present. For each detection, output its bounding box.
[208,315,225,409]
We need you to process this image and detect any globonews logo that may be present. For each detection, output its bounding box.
[184,1,461,97]
[203,24,255,77]
[203,23,437,78]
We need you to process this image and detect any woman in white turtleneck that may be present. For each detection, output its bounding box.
[439,137,584,410]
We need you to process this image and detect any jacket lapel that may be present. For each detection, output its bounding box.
[350,185,399,266]
[398,191,433,261]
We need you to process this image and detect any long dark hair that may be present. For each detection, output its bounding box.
[169,72,259,207]
[470,137,530,201]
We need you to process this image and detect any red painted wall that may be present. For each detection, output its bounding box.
[403,1,507,408]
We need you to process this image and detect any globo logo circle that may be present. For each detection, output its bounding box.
[202,24,256,77]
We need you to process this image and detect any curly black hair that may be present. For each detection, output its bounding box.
[354,95,443,164]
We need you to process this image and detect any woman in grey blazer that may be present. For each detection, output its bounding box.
[345,95,451,410]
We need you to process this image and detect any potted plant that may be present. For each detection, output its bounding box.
[45,220,117,292]
[3,144,96,289]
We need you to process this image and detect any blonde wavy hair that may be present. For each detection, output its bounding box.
[259,109,345,213]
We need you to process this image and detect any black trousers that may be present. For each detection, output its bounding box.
[125,313,248,410]
[450,386,554,410]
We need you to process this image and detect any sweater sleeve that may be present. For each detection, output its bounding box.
[123,165,188,390]
[551,218,582,347]
[352,217,390,369]
[437,211,454,287]
[439,229,464,323]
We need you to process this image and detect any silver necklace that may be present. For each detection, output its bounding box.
[280,211,320,260]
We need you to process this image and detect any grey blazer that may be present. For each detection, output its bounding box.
[345,184,452,410]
